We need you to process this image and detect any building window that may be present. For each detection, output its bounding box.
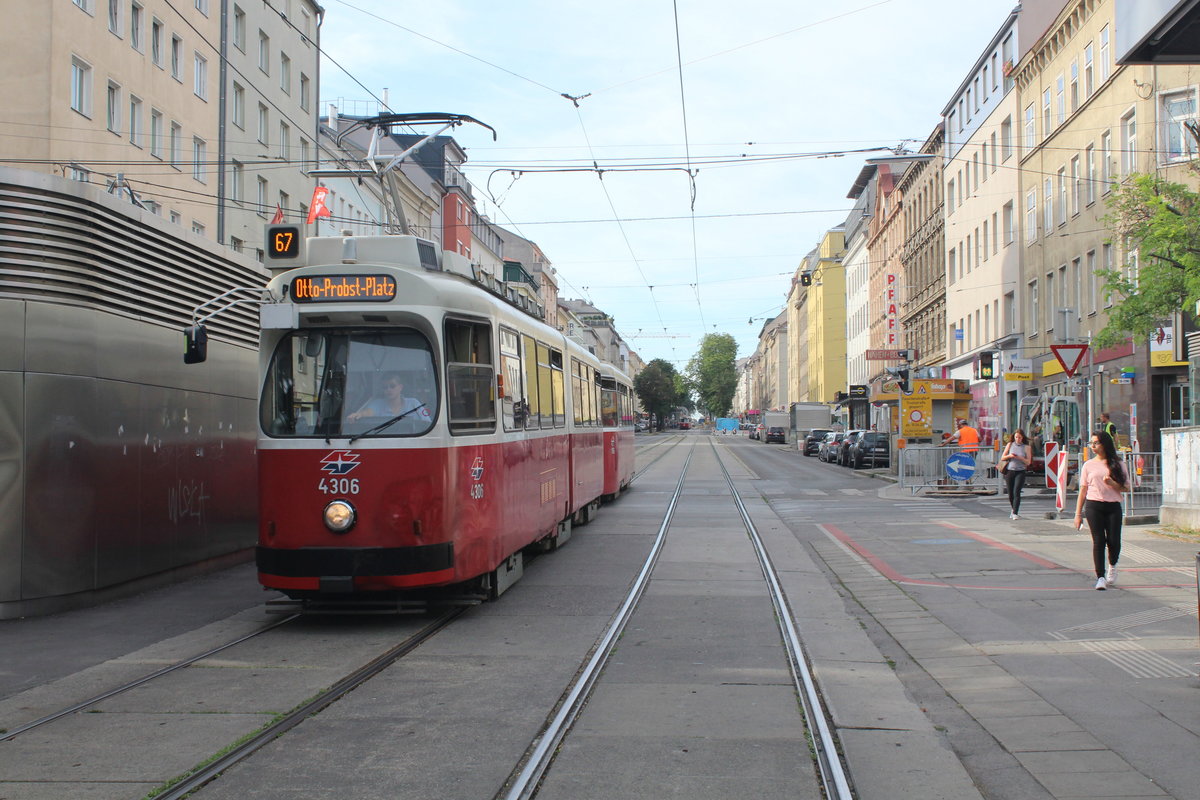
[193,53,207,100]
[1002,34,1014,92]
[73,0,93,12]
[257,176,269,215]
[280,52,290,93]
[1069,60,1079,113]
[195,0,208,15]
[151,18,164,66]
[230,236,244,252]
[169,209,181,225]
[1001,116,1013,160]
[258,30,270,74]
[1100,25,1110,82]
[1085,145,1096,205]
[1024,104,1035,150]
[106,80,121,133]
[169,121,181,167]
[231,160,243,202]
[108,0,121,34]
[300,73,310,111]
[1055,75,1065,126]
[70,56,92,117]
[128,95,143,147]
[1042,88,1052,137]
[257,103,268,144]
[300,138,310,169]
[1003,200,1014,245]
[192,220,205,236]
[1044,178,1053,232]
[1087,249,1098,314]
[947,179,956,212]
[1084,42,1094,97]
[233,5,245,51]
[1120,109,1137,174]
[279,191,290,220]
[1102,243,1114,307]
[130,3,144,51]
[278,122,289,159]
[1071,257,1082,319]
[232,82,244,128]
[1070,155,1081,215]
[1028,280,1040,333]
[150,109,163,157]
[171,35,182,80]
[1025,189,1037,243]
[192,137,206,182]
[1056,167,1066,224]
[1161,89,1198,162]
[1101,130,1112,186]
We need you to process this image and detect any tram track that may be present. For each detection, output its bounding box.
[0,614,300,741]
[494,438,853,800]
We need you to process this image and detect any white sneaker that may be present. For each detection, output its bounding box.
[1012,513,1020,520]
[1095,576,1108,590]
[1105,565,1117,585]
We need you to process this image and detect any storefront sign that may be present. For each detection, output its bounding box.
[1150,326,1188,367]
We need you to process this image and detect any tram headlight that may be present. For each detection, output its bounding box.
[323,500,356,534]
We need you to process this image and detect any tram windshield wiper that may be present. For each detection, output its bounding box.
[348,403,427,444]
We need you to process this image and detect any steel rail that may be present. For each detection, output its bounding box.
[1,614,299,741]
[498,446,694,800]
[153,608,465,800]
[710,439,855,800]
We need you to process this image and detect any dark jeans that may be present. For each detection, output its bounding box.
[1083,499,1123,577]
[1003,469,1027,513]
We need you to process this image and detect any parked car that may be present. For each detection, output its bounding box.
[748,424,763,441]
[837,430,866,466]
[803,428,832,456]
[818,431,845,462]
[848,431,890,469]
[764,426,786,444]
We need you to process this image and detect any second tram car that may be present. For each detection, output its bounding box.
[187,230,635,604]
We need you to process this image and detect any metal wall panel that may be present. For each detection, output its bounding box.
[0,372,23,603]
[0,299,24,371]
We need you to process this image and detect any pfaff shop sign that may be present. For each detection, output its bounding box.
[885,273,899,346]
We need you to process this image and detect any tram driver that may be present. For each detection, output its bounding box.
[347,372,424,422]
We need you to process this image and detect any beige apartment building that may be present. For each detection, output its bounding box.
[5,0,319,254]
[898,125,947,376]
[1015,0,1196,449]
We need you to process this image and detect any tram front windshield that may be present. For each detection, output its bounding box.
[261,329,437,438]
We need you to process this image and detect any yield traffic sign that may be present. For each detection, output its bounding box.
[1050,344,1089,377]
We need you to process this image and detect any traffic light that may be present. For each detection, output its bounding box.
[896,367,911,393]
[800,271,813,286]
[979,352,996,380]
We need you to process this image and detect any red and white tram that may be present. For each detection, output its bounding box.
[187,229,635,603]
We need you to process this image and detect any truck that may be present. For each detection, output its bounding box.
[790,402,832,440]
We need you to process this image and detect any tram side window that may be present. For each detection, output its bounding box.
[499,326,524,432]
[524,336,542,430]
[571,359,584,426]
[536,342,554,430]
[444,319,495,434]
[550,348,565,427]
[601,376,618,427]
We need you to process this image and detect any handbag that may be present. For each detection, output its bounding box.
[999,461,1009,476]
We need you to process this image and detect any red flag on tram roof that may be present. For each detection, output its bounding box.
[270,204,284,224]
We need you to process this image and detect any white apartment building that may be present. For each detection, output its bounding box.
[6,0,319,254]
[942,10,1021,377]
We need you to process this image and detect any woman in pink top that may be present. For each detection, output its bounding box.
[1073,430,1128,590]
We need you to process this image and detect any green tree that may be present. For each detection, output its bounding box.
[634,359,687,430]
[1098,171,1200,347]
[687,333,738,417]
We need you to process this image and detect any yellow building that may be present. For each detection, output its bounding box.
[802,227,847,404]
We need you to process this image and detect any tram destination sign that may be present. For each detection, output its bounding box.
[291,274,398,303]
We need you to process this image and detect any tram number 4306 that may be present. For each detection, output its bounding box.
[319,477,360,495]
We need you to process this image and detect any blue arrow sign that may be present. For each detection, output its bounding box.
[945,452,976,482]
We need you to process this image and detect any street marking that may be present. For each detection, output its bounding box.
[1118,544,1174,565]
[1054,605,1197,634]
[1077,640,1194,679]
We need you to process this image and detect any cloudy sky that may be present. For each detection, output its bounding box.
[315,0,1020,368]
